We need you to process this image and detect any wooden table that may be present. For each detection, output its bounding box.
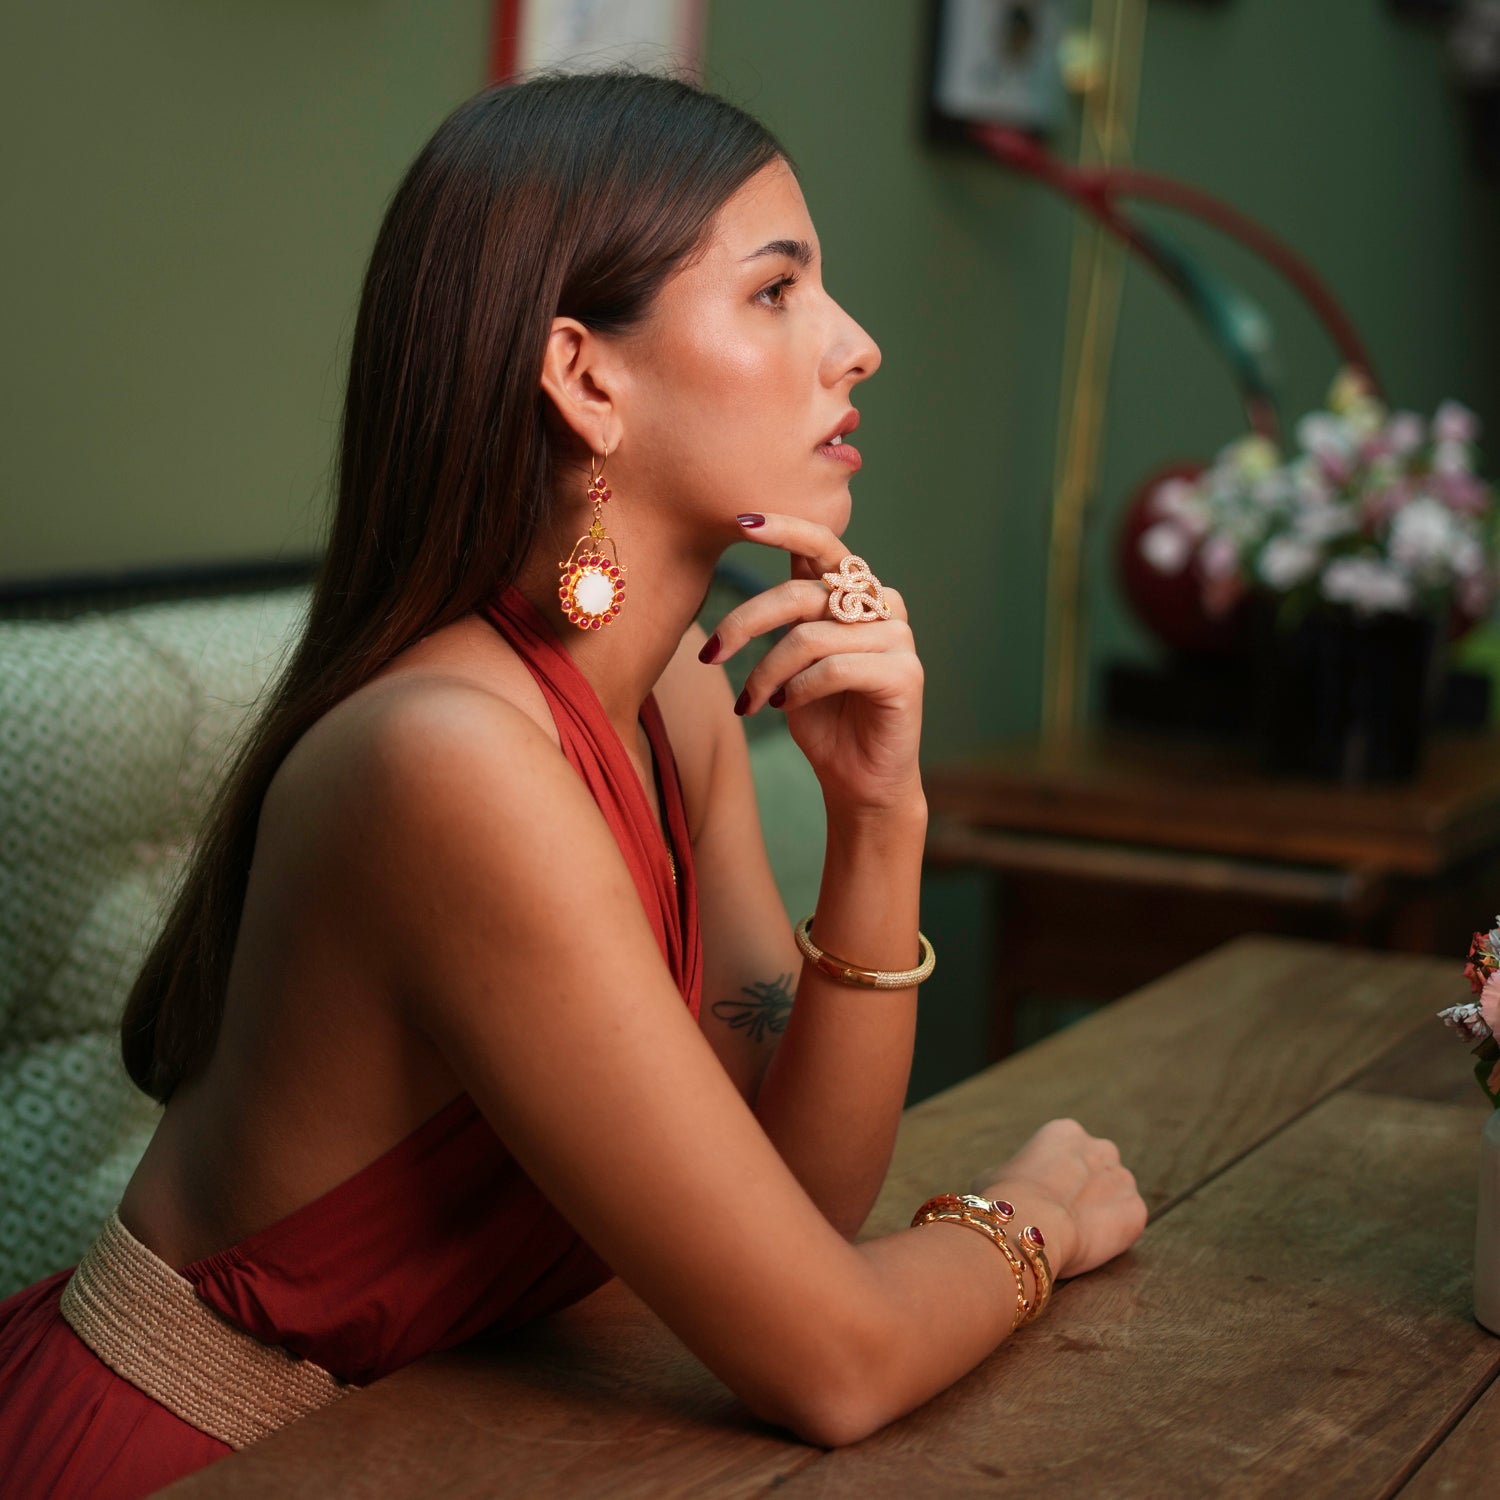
[159,937,1498,1499]
[924,730,1500,1057]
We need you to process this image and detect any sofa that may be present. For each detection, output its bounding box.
[0,582,823,1298]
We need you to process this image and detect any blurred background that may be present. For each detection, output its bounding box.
[4,1,1499,1105]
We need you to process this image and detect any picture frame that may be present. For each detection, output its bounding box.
[926,0,1068,142]
[491,0,707,83]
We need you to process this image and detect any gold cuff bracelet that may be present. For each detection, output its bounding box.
[794,914,936,989]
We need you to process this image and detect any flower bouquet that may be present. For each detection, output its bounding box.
[1136,370,1499,781]
[1138,370,1498,625]
[1438,922,1500,1109]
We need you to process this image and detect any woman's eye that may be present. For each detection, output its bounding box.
[757,272,798,309]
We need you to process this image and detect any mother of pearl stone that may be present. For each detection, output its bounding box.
[574,569,614,616]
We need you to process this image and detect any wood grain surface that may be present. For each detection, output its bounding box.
[159,1283,814,1499]
[781,1093,1496,1499]
[863,935,1458,1235]
[1398,1371,1500,1497]
[154,937,1500,1499]
[924,732,1500,875]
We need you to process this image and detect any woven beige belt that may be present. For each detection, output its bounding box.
[59,1210,357,1449]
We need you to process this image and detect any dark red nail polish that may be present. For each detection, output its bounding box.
[733,689,750,716]
[698,633,720,664]
[769,687,786,708]
[737,513,765,528]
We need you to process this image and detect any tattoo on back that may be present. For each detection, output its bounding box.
[711,973,794,1047]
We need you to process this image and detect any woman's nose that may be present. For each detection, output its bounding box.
[826,304,881,386]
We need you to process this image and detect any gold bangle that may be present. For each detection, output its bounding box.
[1015,1225,1054,1324]
[911,1207,1028,1332]
[917,1193,1016,1227]
[794,914,936,989]
[906,1200,1038,1332]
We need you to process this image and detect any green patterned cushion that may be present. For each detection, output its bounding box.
[0,591,310,1296]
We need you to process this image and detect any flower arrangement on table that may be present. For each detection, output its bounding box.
[1136,370,1499,625]
[1438,921,1500,1108]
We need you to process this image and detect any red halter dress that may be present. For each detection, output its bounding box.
[0,585,702,1499]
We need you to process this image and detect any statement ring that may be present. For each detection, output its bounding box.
[820,555,892,623]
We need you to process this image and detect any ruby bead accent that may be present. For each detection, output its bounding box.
[1024,1226,1044,1247]
[993,1200,1014,1218]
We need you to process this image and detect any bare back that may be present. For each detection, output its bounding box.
[117,608,713,1270]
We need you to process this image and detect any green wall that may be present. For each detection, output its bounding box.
[1,1,491,578]
[4,1,1496,1097]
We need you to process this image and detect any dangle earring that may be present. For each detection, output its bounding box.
[558,445,627,630]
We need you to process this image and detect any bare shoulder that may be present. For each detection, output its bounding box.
[270,670,551,818]
[262,660,578,918]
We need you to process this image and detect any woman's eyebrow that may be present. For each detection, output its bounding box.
[741,237,814,267]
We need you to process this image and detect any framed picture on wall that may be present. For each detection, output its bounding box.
[926,0,1068,140]
[491,0,707,83]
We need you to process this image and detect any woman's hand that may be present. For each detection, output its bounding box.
[968,1118,1148,1281]
[702,513,924,817]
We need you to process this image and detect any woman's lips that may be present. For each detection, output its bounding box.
[816,439,862,471]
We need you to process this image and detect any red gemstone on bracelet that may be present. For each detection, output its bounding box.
[1024,1226,1044,1247]
[992,1200,1014,1219]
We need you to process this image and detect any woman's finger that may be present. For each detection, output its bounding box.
[703,573,908,664]
[703,580,831,664]
[737,619,915,714]
[771,650,924,716]
[734,512,851,576]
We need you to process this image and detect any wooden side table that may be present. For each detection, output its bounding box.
[924,730,1500,1059]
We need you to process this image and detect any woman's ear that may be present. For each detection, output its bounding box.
[539,317,617,451]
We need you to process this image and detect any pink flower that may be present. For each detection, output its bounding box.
[1481,970,1500,1035]
[1431,469,1491,515]
[1199,532,1241,580]
[1434,400,1480,446]
[1386,411,1427,457]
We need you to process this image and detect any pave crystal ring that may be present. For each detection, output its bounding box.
[820,555,892,623]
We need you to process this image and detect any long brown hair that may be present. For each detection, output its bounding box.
[122,71,784,1101]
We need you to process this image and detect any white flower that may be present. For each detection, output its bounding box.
[1139,521,1194,575]
[1320,555,1416,616]
[1149,477,1210,539]
[1434,399,1480,446]
[1296,412,1357,463]
[1438,1002,1493,1043]
[1257,535,1322,591]
[1389,497,1462,584]
[1294,500,1359,544]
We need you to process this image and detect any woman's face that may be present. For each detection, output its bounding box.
[615,159,881,541]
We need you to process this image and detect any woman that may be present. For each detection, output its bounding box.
[0,70,1146,1497]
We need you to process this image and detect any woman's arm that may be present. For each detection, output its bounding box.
[678,675,924,1238]
[692,513,930,1237]
[338,681,1142,1447]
